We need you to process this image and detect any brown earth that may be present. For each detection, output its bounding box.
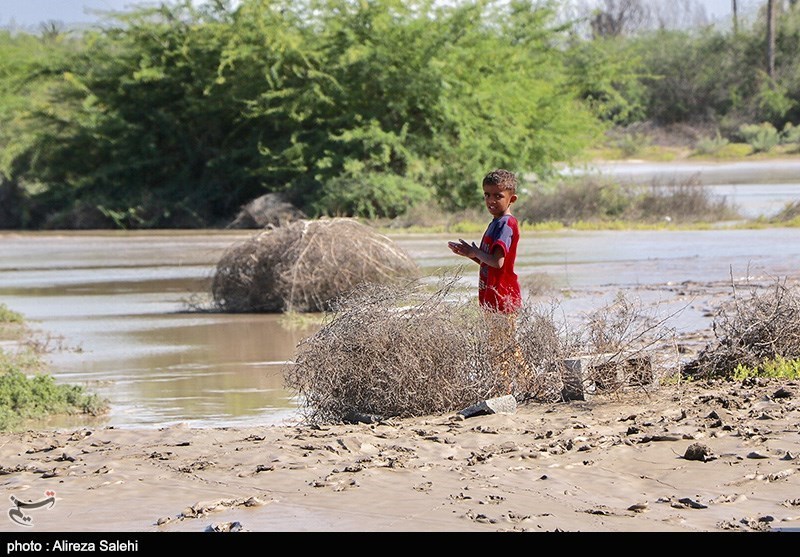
[0,375,797,534]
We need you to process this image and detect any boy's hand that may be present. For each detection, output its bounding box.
[448,239,476,258]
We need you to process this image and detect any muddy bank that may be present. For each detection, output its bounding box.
[1,378,798,532]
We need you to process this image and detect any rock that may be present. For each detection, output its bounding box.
[458,395,517,419]
[684,442,715,462]
[773,387,793,399]
[206,521,246,532]
[227,193,306,229]
[342,411,383,424]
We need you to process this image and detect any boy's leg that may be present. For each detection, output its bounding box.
[485,311,529,396]
[483,311,508,394]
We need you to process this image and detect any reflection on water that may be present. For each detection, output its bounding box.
[705,184,800,219]
[0,164,798,430]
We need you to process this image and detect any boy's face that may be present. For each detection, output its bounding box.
[483,184,517,218]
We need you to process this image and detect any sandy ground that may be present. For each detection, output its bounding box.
[1,376,798,534]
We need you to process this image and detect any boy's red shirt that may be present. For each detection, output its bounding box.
[478,214,521,313]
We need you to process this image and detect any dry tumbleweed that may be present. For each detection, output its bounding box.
[211,218,419,313]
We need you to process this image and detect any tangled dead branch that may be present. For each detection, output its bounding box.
[211,218,419,313]
[284,273,497,424]
[578,292,681,390]
[683,277,800,379]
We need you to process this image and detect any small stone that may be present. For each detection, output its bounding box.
[684,443,714,461]
[628,502,648,513]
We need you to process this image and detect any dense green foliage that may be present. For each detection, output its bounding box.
[611,5,800,132]
[1,0,799,229]
[0,0,600,227]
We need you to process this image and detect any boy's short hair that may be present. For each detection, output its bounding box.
[483,169,517,194]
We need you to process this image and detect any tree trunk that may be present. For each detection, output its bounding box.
[767,0,776,79]
[732,0,738,34]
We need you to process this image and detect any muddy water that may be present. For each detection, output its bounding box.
[0,167,799,430]
[0,231,309,429]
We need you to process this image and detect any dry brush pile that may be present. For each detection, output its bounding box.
[211,218,419,313]
[284,273,679,425]
[683,277,800,379]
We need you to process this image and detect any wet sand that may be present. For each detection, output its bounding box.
[1,377,798,533]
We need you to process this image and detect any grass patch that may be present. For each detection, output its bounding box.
[592,137,797,162]
[0,305,108,431]
[0,348,108,431]
[522,220,567,232]
[567,220,716,231]
[0,303,24,324]
[279,311,325,332]
[585,145,685,161]
[688,142,752,160]
[0,303,27,341]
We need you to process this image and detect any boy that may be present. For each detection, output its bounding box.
[448,168,522,314]
[448,169,526,396]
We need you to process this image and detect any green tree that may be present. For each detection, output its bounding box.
[0,28,83,227]
[563,35,647,125]
[2,0,602,226]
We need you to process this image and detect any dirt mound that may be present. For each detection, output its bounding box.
[211,218,419,313]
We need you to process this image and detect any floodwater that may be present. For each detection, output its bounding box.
[0,161,798,430]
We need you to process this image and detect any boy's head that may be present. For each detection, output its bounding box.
[482,169,517,195]
[482,169,518,218]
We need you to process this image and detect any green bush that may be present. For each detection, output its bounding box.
[0,368,107,431]
[0,346,108,431]
[0,303,24,324]
[782,122,800,145]
[738,122,780,153]
[694,131,729,156]
[0,0,601,226]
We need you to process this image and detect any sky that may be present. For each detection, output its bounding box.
[0,0,755,28]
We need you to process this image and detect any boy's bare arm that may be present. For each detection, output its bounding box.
[483,245,505,269]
